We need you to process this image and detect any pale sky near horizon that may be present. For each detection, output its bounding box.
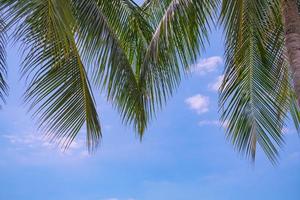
[0,2,300,200]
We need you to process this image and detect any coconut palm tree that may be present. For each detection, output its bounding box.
[0,0,299,163]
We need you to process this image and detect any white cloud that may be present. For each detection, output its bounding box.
[198,120,220,126]
[208,75,224,91]
[79,150,90,158]
[2,132,90,161]
[1,133,94,166]
[198,120,228,128]
[185,95,209,114]
[191,56,223,75]
[3,133,85,151]
[3,133,42,147]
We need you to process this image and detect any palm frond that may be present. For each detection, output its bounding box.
[219,0,293,163]
[140,0,218,119]
[2,0,101,151]
[0,17,8,105]
[73,0,153,135]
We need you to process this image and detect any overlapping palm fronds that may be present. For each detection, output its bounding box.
[141,0,217,105]
[0,0,216,150]
[0,0,299,163]
[73,0,153,136]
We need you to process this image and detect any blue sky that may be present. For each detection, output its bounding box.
[1,17,300,200]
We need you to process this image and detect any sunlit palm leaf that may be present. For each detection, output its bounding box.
[2,0,101,151]
[73,0,153,135]
[220,0,293,163]
[1,0,299,164]
[140,0,217,120]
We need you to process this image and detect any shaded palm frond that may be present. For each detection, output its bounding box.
[219,0,294,163]
[0,17,8,105]
[73,0,153,135]
[140,0,218,119]
[2,0,101,151]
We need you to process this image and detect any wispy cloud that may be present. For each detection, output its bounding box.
[3,133,85,151]
[3,133,40,147]
[185,94,209,114]
[1,132,91,163]
[191,56,223,75]
[208,75,224,92]
[198,120,220,126]
[198,120,228,128]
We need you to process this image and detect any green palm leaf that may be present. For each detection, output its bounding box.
[141,0,217,104]
[0,17,8,105]
[0,0,299,163]
[73,0,153,135]
[219,0,294,163]
[2,0,101,151]
[130,0,218,138]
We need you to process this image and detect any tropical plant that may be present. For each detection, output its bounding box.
[0,0,299,163]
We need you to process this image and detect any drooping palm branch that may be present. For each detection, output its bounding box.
[0,0,299,163]
[220,0,300,163]
[73,0,154,136]
[138,0,217,138]
[0,0,216,150]
[1,0,101,151]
